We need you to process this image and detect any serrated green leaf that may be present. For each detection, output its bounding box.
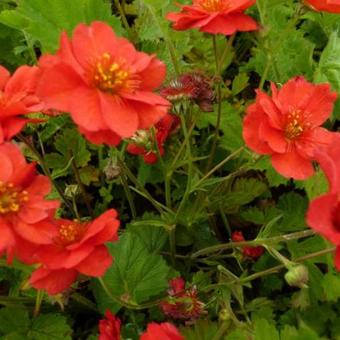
[253,318,279,340]
[277,192,308,232]
[0,0,124,53]
[127,222,168,253]
[30,314,72,340]
[0,308,30,335]
[180,320,219,340]
[103,232,170,304]
[315,31,340,92]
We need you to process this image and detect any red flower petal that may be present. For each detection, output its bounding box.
[271,150,314,179]
[30,267,78,295]
[75,245,112,277]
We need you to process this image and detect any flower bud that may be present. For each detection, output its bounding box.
[284,264,309,288]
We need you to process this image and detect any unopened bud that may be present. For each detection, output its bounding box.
[104,161,121,180]
[285,264,309,288]
[219,309,231,322]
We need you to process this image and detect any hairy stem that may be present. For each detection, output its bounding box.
[191,229,316,258]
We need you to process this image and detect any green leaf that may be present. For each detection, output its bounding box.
[127,223,168,253]
[0,0,124,53]
[198,102,244,152]
[0,308,30,335]
[315,31,340,92]
[30,314,72,340]
[295,170,328,201]
[103,232,170,304]
[277,192,308,232]
[220,178,267,212]
[253,318,279,340]
[322,272,340,302]
[232,73,249,96]
[180,320,219,340]
[44,128,91,177]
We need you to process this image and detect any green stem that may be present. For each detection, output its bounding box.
[117,156,169,214]
[239,246,335,284]
[17,134,75,215]
[151,128,172,209]
[191,146,244,193]
[212,322,230,340]
[113,0,136,43]
[191,229,316,258]
[146,4,180,75]
[206,35,228,171]
[168,224,176,266]
[120,171,137,219]
[33,290,44,317]
[71,156,94,218]
[174,115,194,221]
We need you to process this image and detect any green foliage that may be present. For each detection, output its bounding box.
[102,232,170,304]
[0,308,72,340]
[0,0,124,53]
[44,128,91,178]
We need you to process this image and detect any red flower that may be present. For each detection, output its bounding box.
[166,0,258,35]
[37,21,170,146]
[160,72,214,112]
[99,310,121,340]
[127,114,179,164]
[231,231,264,259]
[30,209,120,295]
[306,133,340,270]
[243,76,337,180]
[160,277,205,320]
[0,65,42,143]
[0,143,59,262]
[140,322,184,340]
[304,0,340,13]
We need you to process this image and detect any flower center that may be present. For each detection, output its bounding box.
[92,53,139,94]
[199,0,229,12]
[58,222,85,245]
[285,110,306,140]
[0,181,28,214]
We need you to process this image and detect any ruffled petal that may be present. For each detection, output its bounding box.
[100,93,139,138]
[75,245,112,276]
[306,193,340,244]
[30,267,78,295]
[271,150,314,180]
[243,103,273,154]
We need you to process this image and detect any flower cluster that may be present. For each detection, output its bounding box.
[160,72,215,112]
[160,277,205,320]
[241,76,340,269]
[127,113,179,164]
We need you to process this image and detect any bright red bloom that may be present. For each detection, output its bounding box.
[166,0,258,35]
[231,231,264,259]
[127,114,179,164]
[306,133,340,270]
[304,0,340,13]
[0,65,42,143]
[140,322,184,340]
[0,143,59,262]
[243,76,337,180]
[160,72,214,112]
[160,277,205,320]
[37,21,170,146]
[99,310,121,340]
[30,209,120,295]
